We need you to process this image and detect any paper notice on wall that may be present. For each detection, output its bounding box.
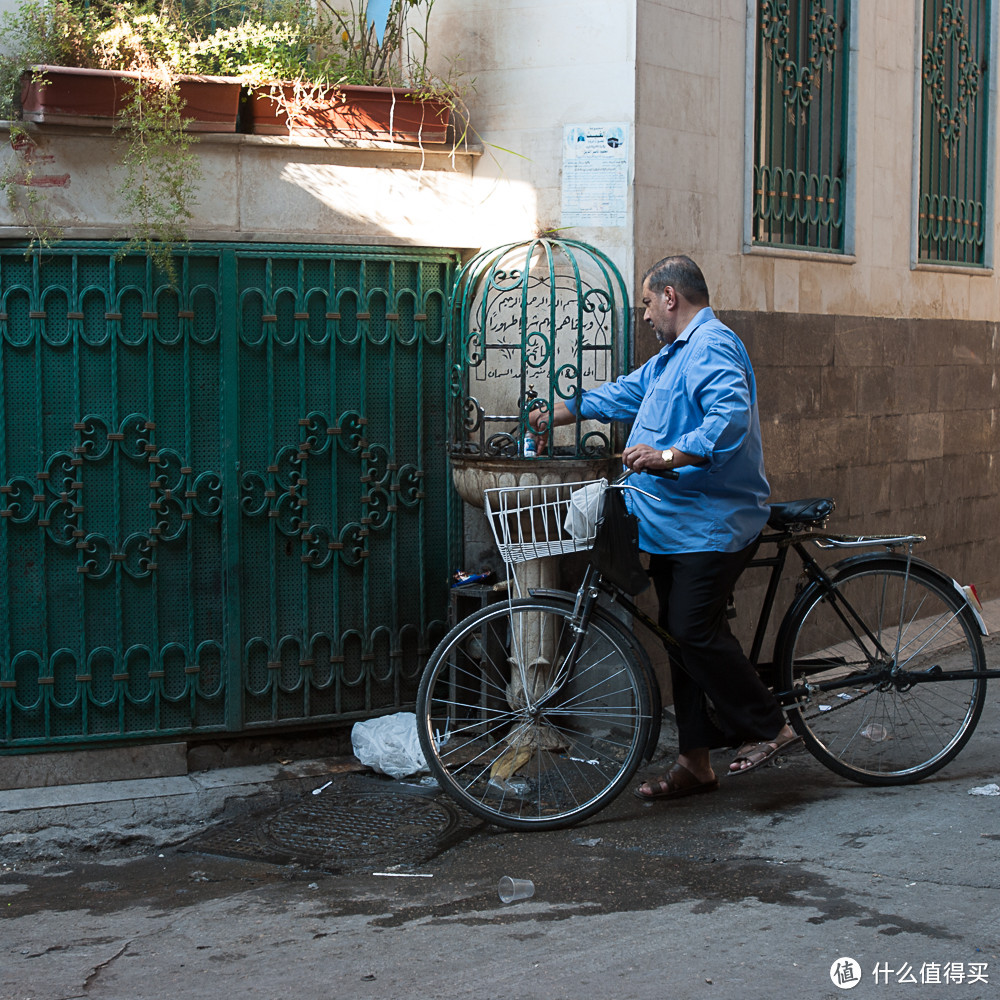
[561,123,629,228]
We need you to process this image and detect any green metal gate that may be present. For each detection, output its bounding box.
[0,242,459,750]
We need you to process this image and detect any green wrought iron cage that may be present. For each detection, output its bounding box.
[448,238,630,461]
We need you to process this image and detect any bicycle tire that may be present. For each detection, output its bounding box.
[778,556,986,785]
[416,597,652,830]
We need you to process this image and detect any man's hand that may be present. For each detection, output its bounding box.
[527,400,574,452]
[528,400,573,433]
[622,443,670,472]
[622,444,704,472]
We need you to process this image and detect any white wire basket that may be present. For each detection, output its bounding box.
[484,478,608,565]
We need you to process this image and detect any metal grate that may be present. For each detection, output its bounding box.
[752,0,850,252]
[180,775,481,872]
[0,242,459,750]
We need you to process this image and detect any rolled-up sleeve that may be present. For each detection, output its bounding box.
[567,361,652,422]
[673,337,755,466]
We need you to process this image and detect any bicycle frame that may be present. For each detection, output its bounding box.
[531,527,999,710]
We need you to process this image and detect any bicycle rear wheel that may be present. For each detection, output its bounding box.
[778,557,986,784]
[416,598,651,830]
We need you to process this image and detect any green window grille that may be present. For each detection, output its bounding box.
[752,0,851,252]
[917,0,992,266]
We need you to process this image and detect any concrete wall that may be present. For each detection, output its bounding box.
[430,0,638,276]
[0,129,488,248]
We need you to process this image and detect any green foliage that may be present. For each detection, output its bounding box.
[0,0,468,269]
[179,21,314,81]
[115,75,199,277]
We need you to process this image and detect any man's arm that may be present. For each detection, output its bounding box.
[528,400,703,473]
[527,399,573,434]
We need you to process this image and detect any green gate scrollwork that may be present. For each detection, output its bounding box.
[0,243,458,750]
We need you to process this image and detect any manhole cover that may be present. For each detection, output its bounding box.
[182,775,481,872]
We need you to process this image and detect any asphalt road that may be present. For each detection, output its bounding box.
[3,646,1000,1000]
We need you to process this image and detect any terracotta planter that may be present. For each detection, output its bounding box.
[245,83,450,142]
[19,64,243,132]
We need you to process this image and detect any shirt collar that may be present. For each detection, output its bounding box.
[659,306,715,358]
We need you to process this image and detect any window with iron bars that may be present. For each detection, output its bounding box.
[752,0,850,253]
[917,0,992,267]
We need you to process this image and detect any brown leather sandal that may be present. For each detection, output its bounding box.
[633,762,720,801]
[728,733,803,775]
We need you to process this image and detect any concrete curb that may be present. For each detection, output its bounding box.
[0,758,359,861]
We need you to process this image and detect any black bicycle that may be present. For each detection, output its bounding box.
[416,476,991,830]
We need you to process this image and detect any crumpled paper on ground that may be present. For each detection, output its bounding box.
[488,652,568,785]
[968,783,1000,796]
[351,711,427,778]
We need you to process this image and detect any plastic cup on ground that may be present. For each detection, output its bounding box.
[498,876,535,903]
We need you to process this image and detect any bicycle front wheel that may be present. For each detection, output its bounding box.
[779,557,986,784]
[416,598,652,830]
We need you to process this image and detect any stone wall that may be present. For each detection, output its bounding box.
[631,310,1000,676]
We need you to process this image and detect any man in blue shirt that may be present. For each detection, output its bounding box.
[529,255,799,799]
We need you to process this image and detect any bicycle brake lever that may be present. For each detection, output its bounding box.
[616,485,660,501]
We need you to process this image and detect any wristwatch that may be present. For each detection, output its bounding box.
[661,448,674,467]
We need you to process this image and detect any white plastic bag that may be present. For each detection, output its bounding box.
[351,711,427,778]
[563,479,607,541]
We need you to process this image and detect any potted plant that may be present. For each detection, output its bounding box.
[0,0,317,267]
[241,0,464,143]
[0,0,253,267]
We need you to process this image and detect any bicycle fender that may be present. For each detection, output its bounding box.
[826,552,989,636]
[956,582,989,636]
[528,587,663,761]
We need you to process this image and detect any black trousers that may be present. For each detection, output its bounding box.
[648,540,786,754]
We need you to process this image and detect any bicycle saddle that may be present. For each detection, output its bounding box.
[767,497,836,530]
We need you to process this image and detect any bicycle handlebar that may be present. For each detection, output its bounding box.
[615,467,679,485]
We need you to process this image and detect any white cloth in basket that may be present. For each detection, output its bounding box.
[563,479,608,541]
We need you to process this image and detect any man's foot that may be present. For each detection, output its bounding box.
[728,726,802,775]
[633,762,719,801]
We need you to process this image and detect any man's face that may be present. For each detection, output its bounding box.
[641,279,675,344]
